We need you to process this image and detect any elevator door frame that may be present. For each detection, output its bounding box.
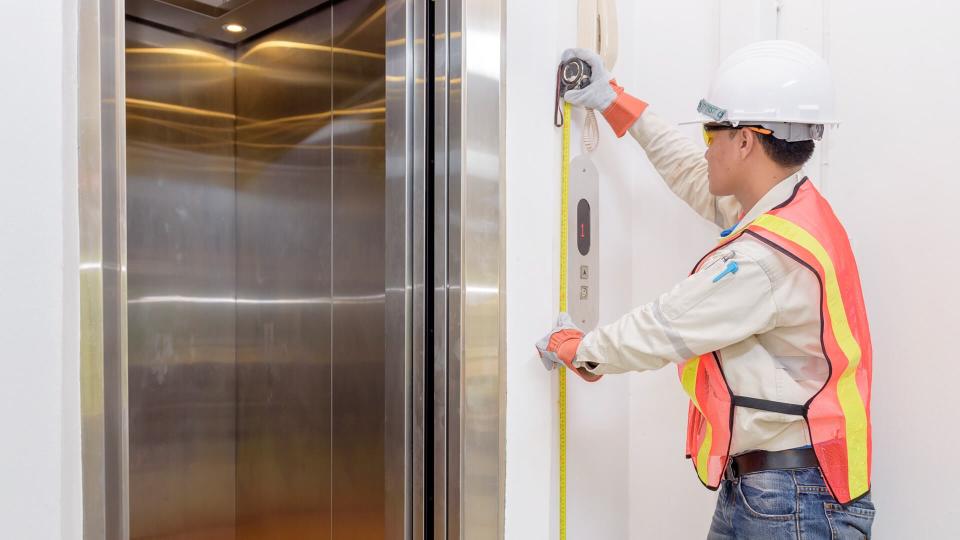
[77,0,506,538]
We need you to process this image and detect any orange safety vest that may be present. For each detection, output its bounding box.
[678,178,872,504]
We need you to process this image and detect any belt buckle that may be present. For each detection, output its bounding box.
[723,458,739,481]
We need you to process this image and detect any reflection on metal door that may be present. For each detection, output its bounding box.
[125,20,239,539]
[125,2,386,537]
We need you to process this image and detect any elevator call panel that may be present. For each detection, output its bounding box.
[568,154,599,330]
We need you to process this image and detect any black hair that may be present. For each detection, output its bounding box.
[755,132,815,168]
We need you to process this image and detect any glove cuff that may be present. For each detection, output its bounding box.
[555,334,602,383]
[569,364,603,383]
[601,80,649,138]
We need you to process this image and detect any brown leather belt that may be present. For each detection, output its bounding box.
[723,448,820,480]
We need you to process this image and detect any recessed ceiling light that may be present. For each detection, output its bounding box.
[223,23,247,34]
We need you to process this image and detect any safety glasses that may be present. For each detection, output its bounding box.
[702,124,773,147]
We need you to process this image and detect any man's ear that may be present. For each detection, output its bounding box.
[740,129,759,160]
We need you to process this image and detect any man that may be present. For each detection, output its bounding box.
[537,41,875,539]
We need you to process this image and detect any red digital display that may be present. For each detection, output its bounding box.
[576,198,590,256]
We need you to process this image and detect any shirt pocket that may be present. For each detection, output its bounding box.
[660,250,737,320]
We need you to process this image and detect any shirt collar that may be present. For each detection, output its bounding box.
[718,171,804,240]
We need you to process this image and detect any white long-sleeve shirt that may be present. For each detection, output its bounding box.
[575,111,827,455]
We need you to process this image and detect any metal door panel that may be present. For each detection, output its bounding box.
[80,1,129,538]
[384,0,420,537]
[456,0,505,536]
[234,7,334,538]
[125,20,238,540]
[331,0,387,537]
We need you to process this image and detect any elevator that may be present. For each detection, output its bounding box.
[124,1,386,537]
[78,0,505,537]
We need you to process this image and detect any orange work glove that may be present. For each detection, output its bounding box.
[535,313,602,383]
[560,47,648,137]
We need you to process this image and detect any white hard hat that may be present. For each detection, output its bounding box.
[694,40,838,141]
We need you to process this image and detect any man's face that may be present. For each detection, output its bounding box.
[704,127,741,196]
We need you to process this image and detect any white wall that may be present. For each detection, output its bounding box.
[504,0,636,537]
[507,0,960,538]
[0,1,82,538]
[826,2,960,536]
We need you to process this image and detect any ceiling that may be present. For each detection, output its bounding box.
[126,0,330,45]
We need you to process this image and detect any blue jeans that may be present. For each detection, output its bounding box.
[707,467,876,539]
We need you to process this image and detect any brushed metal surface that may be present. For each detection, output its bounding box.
[330,0,388,536]
[125,20,238,540]
[79,1,130,538]
[432,0,451,536]
[384,0,418,538]
[234,8,333,538]
[444,0,464,534]
[458,0,505,537]
[411,0,428,536]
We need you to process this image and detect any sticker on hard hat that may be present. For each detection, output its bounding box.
[697,99,727,122]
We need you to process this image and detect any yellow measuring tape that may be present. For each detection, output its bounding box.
[559,101,572,540]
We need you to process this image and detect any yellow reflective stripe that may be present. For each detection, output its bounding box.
[680,357,712,484]
[696,423,713,485]
[752,214,869,496]
[681,357,700,401]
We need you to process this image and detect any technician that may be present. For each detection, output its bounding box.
[537,41,875,539]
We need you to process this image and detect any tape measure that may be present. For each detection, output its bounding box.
[558,100,572,540]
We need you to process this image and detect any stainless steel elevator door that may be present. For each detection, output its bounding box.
[330,1,387,537]
[126,1,387,538]
[234,8,335,539]
[126,20,239,540]
[234,2,386,537]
